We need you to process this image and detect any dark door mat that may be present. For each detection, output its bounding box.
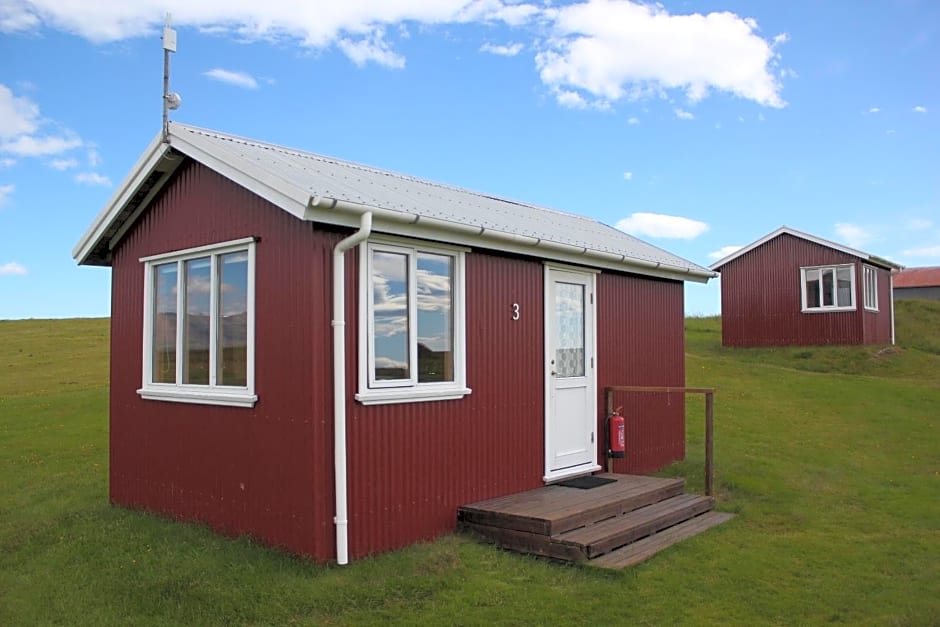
[556,476,617,489]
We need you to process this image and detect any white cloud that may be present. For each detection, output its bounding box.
[0,84,39,138]
[902,245,940,258]
[708,245,743,260]
[0,158,15,167]
[480,42,524,57]
[0,133,82,156]
[537,0,786,110]
[0,83,85,158]
[868,107,880,114]
[627,116,639,125]
[555,88,588,109]
[74,172,112,186]
[204,68,259,89]
[674,108,694,120]
[622,171,633,180]
[0,183,13,206]
[0,1,538,68]
[912,105,927,113]
[49,157,78,170]
[0,261,27,275]
[615,212,709,239]
[338,29,406,69]
[86,147,101,167]
[834,223,872,248]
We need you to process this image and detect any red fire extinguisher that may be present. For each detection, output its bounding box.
[608,406,625,459]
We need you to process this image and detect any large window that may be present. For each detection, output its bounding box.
[801,264,855,312]
[862,265,878,311]
[140,238,256,407]
[357,239,469,405]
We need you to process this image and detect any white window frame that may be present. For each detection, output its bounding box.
[862,265,879,311]
[356,237,470,405]
[139,237,257,407]
[800,264,856,313]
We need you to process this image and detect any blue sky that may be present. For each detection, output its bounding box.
[1,0,937,319]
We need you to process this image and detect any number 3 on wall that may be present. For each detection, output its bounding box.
[511,303,520,321]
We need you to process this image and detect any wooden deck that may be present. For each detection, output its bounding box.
[458,473,733,569]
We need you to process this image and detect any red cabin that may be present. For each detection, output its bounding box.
[74,123,713,563]
[710,226,902,348]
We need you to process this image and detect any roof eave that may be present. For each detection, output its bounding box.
[73,130,170,266]
[709,225,902,271]
[304,197,715,283]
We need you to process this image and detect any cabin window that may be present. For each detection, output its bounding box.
[800,264,855,312]
[357,238,470,405]
[138,238,257,407]
[862,265,878,311]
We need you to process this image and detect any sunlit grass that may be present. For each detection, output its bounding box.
[1,314,938,625]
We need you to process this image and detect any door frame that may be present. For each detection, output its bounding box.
[543,263,601,482]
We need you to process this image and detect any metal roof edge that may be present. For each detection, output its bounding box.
[709,225,903,271]
[72,130,169,264]
[305,198,715,283]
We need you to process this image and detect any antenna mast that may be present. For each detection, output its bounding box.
[162,13,181,143]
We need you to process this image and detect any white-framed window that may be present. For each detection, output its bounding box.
[357,237,470,405]
[139,237,257,407]
[862,265,878,311]
[801,264,855,312]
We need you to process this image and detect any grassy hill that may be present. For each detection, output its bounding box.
[1,305,938,625]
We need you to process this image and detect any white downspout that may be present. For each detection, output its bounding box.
[332,211,373,565]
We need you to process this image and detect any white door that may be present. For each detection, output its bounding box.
[545,267,598,480]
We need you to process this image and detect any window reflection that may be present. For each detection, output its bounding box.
[153,262,177,383]
[417,253,453,382]
[183,257,211,385]
[372,251,410,380]
[218,252,248,386]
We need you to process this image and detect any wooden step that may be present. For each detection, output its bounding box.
[588,511,735,570]
[458,474,685,535]
[554,494,714,559]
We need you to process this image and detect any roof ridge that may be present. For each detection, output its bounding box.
[173,122,599,224]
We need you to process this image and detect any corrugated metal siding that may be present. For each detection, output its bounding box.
[719,233,880,346]
[110,161,691,561]
[344,251,545,558]
[110,160,338,560]
[862,265,893,344]
[597,273,686,474]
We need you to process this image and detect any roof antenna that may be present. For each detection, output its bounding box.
[162,13,182,143]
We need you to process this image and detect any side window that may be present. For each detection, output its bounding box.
[801,264,855,312]
[862,265,878,311]
[140,238,256,407]
[358,239,469,405]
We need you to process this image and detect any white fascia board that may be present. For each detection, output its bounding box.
[709,225,902,271]
[168,128,310,220]
[72,131,169,264]
[305,204,713,283]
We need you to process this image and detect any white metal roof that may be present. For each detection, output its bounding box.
[708,226,902,271]
[74,123,713,282]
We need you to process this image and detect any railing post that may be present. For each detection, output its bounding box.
[705,391,714,497]
[605,387,613,474]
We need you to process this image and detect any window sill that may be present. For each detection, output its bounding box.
[801,306,856,314]
[355,386,472,406]
[137,387,258,408]
[864,306,879,312]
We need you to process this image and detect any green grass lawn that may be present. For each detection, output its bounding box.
[1,305,938,625]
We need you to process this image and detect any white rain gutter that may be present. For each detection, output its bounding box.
[331,210,373,565]
[307,195,714,282]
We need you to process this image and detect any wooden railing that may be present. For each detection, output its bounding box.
[605,386,716,497]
